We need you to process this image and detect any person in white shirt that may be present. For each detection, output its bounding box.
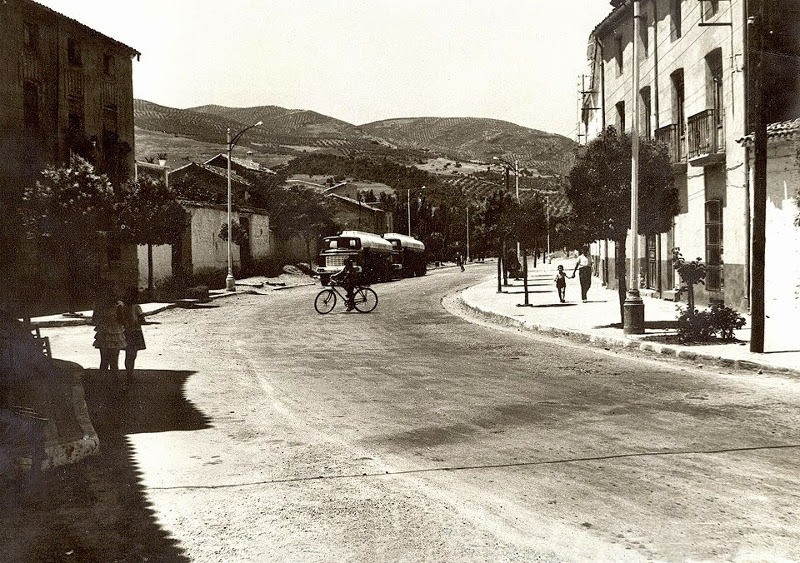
[571,246,592,303]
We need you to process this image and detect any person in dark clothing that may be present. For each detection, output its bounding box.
[331,258,361,311]
[571,246,592,302]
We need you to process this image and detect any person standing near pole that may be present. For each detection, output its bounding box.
[572,246,592,303]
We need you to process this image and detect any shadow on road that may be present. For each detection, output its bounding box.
[0,368,209,562]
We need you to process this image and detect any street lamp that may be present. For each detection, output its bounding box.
[226,120,262,292]
[624,0,645,333]
[407,186,426,236]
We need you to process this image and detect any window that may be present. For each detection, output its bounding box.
[640,87,652,139]
[23,81,39,128]
[67,38,81,65]
[703,0,719,19]
[705,200,723,291]
[670,0,682,39]
[639,8,649,58]
[616,101,626,133]
[67,94,85,154]
[102,105,118,159]
[103,53,115,75]
[24,21,39,51]
[706,49,724,128]
[671,69,685,137]
[615,36,624,74]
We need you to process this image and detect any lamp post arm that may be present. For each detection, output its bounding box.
[229,121,262,149]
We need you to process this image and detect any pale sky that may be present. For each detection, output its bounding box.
[36,1,614,137]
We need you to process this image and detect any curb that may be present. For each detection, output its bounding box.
[44,360,99,470]
[458,291,798,376]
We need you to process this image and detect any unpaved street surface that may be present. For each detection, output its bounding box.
[4,263,800,561]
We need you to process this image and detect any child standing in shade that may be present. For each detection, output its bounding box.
[554,264,568,303]
[121,287,146,390]
[92,283,126,386]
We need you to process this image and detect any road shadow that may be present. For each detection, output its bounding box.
[501,289,553,295]
[0,368,209,562]
[597,320,679,330]
[528,303,579,308]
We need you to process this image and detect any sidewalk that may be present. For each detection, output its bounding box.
[460,258,800,376]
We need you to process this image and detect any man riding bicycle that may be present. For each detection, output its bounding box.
[330,258,361,311]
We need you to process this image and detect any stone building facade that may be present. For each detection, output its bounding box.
[0,0,139,315]
[581,0,799,310]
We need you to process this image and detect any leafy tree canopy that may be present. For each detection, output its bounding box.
[117,176,186,246]
[565,126,678,244]
[21,155,116,242]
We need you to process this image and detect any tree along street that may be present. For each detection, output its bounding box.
[6,264,799,561]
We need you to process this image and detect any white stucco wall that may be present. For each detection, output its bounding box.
[137,244,172,289]
[248,213,272,260]
[190,206,240,271]
[761,141,800,351]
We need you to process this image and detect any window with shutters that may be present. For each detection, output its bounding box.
[705,200,723,291]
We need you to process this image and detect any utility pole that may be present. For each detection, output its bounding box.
[749,0,766,352]
[546,195,551,256]
[624,0,645,334]
[465,206,470,262]
[407,188,411,236]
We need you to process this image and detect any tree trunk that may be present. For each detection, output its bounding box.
[501,237,508,286]
[522,246,530,306]
[147,243,154,291]
[615,237,627,325]
[497,244,502,293]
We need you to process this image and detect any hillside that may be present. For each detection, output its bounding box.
[134,100,577,178]
[190,104,373,141]
[134,100,388,156]
[360,117,576,175]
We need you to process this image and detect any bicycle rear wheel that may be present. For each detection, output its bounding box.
[353,287,378,313]
[314,289,337,314]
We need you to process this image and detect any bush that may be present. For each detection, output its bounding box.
[191,267,230,290]
[248,256,284,277]
[710,303,747,340]
[677,303,746,343]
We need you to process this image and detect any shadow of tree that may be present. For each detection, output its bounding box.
[0,368,209,562]
[501,289,554,295]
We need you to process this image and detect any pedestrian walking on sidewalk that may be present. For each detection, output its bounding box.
[91,283,126,384]
[554,265,567,303]
[572,246,592,303]
[121,287,146,391]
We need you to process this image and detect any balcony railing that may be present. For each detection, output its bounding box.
[687,109,725,164]
[654,123,686,164]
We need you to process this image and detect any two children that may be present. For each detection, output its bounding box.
[92,284,146,392]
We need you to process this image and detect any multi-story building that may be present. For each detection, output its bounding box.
[0,0,139,314]
[581,0,799,311]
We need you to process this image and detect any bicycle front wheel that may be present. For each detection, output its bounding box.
[314,289,337,314]
[353,287,378,313]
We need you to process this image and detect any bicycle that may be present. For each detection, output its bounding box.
[314,283,378,314]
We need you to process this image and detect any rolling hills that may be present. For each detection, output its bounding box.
[359,117,576,174]
[133,100,576,176]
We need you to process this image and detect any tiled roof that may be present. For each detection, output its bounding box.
[204,154,276,174]
[25,0,140,56]
[591,1,628,39]
[328,193,384,213]
[737,118,800,146]
[169,162,252,186]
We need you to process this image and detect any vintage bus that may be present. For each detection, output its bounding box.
[383,233,426,278]
[316,230,395,286]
